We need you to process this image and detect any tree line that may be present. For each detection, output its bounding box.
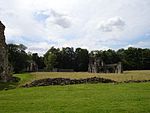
[7,44,150,73]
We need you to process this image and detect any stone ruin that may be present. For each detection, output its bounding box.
[26,61,38,72]
[52,68,74,72]
[88,56,123,73]
[0,21,11,82]
[22,77,116,87]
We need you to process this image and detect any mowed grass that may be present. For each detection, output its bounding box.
[0,70,150,113]
[30,70,150,82]
[0,73,33,90]
[0,83,150,113]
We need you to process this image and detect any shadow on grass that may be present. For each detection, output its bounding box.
[0,77,20,91]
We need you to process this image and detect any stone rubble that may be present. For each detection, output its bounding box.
[22,77,116,87]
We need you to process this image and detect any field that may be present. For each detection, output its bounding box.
[0,70,150,113]
[30,70,150,82]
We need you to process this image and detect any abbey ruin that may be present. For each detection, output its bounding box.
[88,56,123,74]
[0,21,10,82]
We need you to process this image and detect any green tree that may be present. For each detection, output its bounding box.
[141,48,150,70]
[61,47,75,69]
[32,53,45,70]
[8,44,30,73]
[75,48,89,71]
[44,47,60,71]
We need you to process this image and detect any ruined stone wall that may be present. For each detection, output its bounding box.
[0,21,10,82]
[88,57,123,74]
[22,77,116,87]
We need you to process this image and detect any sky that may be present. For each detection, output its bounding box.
[0,0,150,55]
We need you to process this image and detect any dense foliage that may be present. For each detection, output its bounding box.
[44,47,150,71]
[8,44,30,73]
[7,44,150,72]
[8,44,45,73]
[44,47,89,71]
[117,47,150,70]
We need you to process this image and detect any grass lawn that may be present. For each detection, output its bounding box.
[0,70,150,113]
[1,70,150,89]
[0,73,33,90]
[0,83,150,113]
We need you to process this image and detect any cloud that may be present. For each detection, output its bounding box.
[136,41,150,48]
[130,41,150,49]
[98,17,126,32]
[145,33,150,37]
[26,42,51,56]
[53,16,71,28]
[0,0,150,55]
[35,9,71,28]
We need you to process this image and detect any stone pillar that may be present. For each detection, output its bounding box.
[117,62,123,74]
[0,21,10,82]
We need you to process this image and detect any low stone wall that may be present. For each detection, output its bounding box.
[123,80,150,83]
[22,77,150,88]
[52,68,74,72]
[22,77,116,87]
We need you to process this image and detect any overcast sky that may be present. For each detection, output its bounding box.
[0,0,150,55]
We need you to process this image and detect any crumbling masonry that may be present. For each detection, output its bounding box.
[88,57,123,73]
[0,21,10,82]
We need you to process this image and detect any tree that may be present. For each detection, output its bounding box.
[90,49,120,64]
[32,53,45,70]
[44,46,150,71]
[75,48,89,71]
[8,44,30,73]
[44,47,60,71]
[61,47,75,69]
[141,48,150,70]
[117,47,150,70]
